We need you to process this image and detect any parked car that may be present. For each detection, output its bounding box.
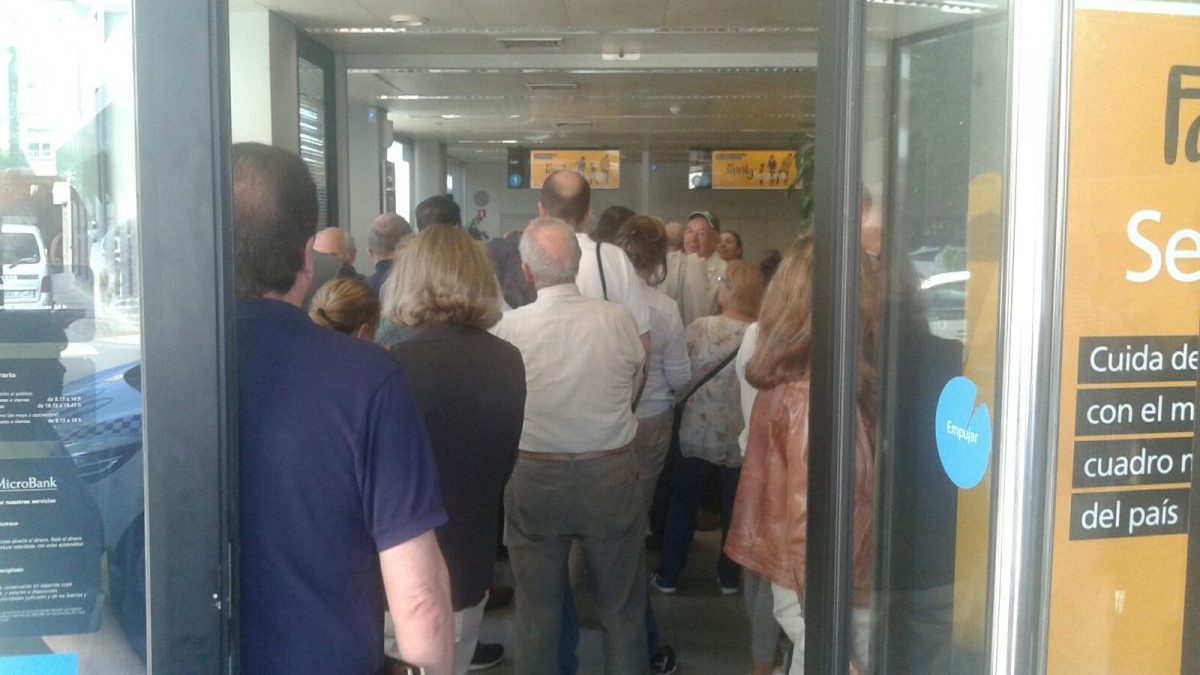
[2,222,53,310]
[43,358,146,656]
[920,270,969,343]
[52,361,143,550]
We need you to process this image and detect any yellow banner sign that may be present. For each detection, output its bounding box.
[529,150,620,189]
[711,150,795,189]
[1048,8,1200,673]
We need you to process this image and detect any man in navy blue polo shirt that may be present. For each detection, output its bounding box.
[232,142,452,675]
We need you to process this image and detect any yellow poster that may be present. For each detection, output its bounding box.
[529,150,620,190]
[711,150,795,190]
[1048,7,1200,673]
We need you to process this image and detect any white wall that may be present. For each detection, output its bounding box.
[463,154,807,261]
[228,7,299,151]
[229,8,271,144]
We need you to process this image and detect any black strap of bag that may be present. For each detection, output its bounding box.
[596,241,608,300]
[669,342,742,460]
[676,344,741,410]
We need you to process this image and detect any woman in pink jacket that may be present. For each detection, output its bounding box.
[725,236,880,674]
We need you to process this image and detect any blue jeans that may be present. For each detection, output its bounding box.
[656,456,741,588]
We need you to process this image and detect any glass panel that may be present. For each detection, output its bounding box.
[0,0,145,672]
[859,2,1010,673]
[299,56,329,229]
[1047,3,1200,672]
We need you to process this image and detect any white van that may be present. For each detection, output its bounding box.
[2,223,53,310]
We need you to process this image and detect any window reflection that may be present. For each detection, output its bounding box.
[0,2,145,672]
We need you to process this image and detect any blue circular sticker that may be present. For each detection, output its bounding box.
[508,173,524,188]
[935,376,992,489]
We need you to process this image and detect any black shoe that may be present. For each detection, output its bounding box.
[469,643,504,671]
[650,645,678,674]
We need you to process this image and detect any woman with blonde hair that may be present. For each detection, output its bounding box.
[378,225,526,675]
[725,236,879,674]
[308,277,380,340]
[653,259,764,597]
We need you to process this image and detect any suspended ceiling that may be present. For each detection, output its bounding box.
[240,0,1007,160]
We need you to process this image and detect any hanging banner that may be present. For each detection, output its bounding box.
[528,150,620,190]
[710,150,795,189]
[1047,6,1200,673]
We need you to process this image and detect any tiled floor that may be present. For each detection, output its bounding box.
[480,529,779,674]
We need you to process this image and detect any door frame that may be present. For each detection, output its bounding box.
[133,0,236,670]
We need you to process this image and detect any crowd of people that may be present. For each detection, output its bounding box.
[233,142,881,675]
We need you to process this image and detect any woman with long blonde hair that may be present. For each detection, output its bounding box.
[726,236,879,674]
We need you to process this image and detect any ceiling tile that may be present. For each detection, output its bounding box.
[457,0,570,28]
[563,0,667,29]
[663,0,816,28]
[251,0,377,27]
[354,0,477,26]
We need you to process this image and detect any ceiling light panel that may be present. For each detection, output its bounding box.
[498,37,564,50]
[526,83,579,92]
[306,26,817,35]
[389,14,428,27]
[351,67,807,75]
[864,0,1000,13]
[376,93,812,102]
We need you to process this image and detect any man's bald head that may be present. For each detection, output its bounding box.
[369,212,412,261]
[519,216,581,289]
[664,221,685,253]
[313,227,348,261]
[539,170,591,229]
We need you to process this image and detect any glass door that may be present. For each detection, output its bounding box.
[863,7,1012,673]
[0,0,232,672]
[812,0,1200,673]
[806,0,1014,673]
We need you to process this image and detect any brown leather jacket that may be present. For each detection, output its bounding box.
[724,379,875,606]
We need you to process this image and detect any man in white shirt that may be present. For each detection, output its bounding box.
[685,210,728,289]
[538,171,652,342]
[494,217,648,675]
[662,248,715,327]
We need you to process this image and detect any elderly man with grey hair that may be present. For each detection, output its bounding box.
[493,217,648,675]
[366,212,413,297]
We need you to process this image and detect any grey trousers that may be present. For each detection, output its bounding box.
[505,449,649,675]
[632,409,673,519]
[743,571,782,665]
